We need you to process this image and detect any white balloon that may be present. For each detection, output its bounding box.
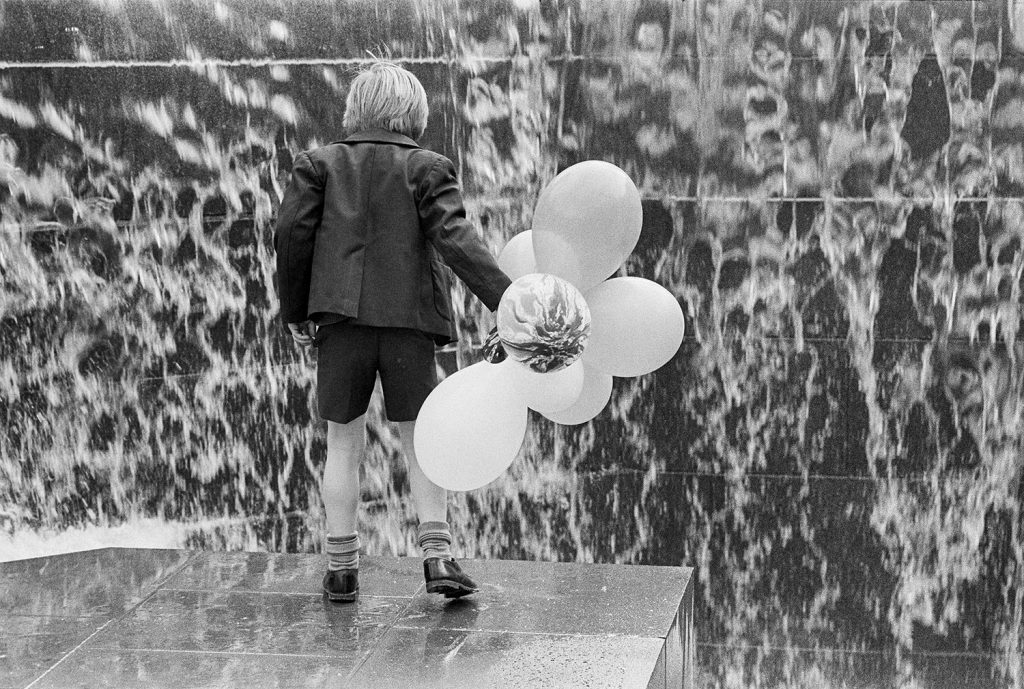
[531,161,643,292]
[497,231,538,280]
[541,362,614,425]
[531,232,583,287]
[583,277,685,377]
[502,358,585,413]
[414,362,528,491]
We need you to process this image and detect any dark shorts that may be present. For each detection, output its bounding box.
[314,323,438,424]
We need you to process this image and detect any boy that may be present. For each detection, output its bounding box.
[273,61,511,602]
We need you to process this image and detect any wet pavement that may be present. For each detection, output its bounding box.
[0,548,693,688]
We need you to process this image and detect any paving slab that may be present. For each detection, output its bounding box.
[0,616,106,689]
[0,548,192,618]
[161,551,423,597]
[347,626,667,689]
[82,589,409,657]
[27,648,355,689]
[392,558,690,637]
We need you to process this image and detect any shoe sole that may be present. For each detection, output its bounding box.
[324,589,358,603]
[426,579,478,598]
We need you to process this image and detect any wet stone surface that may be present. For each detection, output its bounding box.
[2,549,691,689]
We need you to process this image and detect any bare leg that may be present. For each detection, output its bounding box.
[396,420,447,524]
[398,420,476,595]
[323,415,365,535]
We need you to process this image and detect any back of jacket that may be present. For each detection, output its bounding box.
[274,129,511,345]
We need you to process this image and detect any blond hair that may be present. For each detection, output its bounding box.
[342,61,429,140]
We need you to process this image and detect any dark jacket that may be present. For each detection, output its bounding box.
[273,128,512,345]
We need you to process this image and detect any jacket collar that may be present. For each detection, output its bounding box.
[336,128,420,148]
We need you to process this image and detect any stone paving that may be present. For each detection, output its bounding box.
[0,547,694,688]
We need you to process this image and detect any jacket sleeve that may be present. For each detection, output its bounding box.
[273,152,324,324]
[415,155,512,312]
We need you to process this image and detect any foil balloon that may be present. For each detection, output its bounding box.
[496,273,592,373]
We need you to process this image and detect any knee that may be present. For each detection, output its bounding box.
[396,420,419,457]
[396,420,416,439]
[327,415,366,446]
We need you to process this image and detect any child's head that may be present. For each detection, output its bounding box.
[343,60,429,140]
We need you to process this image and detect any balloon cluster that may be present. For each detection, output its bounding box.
[415,161,685,492]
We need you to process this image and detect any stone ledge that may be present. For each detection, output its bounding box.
[1,548,694,688]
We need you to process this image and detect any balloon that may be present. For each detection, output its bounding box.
[583,277,684,377]
[531,161,642,292]
[502,358,585,414]
[496,273,591,373]
[541,362,614,425]
[497,231,537,280]
[414,362,528,491]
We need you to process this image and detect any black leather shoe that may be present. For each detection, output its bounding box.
[424,557,478,598]
[322,569,358,602]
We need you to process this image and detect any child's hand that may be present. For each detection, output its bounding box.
[287,320,317,348]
